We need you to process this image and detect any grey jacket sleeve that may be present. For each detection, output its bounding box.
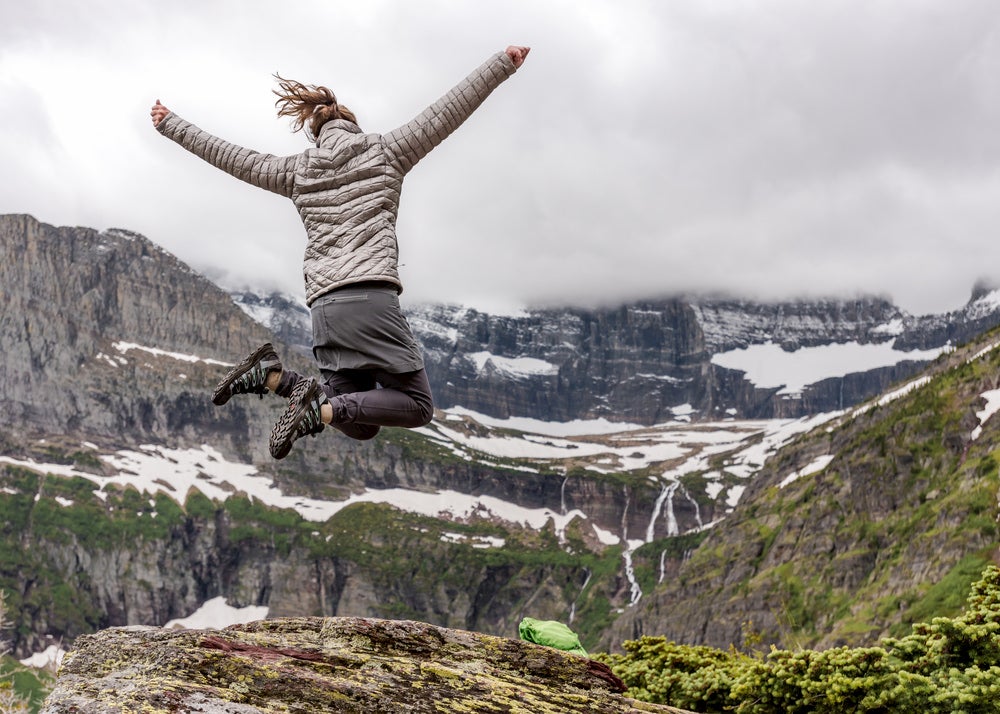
[384,52,518,174]
[156,113,298,197]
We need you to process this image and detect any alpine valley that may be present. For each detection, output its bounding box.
[3,213,1000,668]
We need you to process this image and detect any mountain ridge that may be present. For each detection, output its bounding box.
[232,280,1000,425]
[3,212,1000,669]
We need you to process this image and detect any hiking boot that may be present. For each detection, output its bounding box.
[212,343,282,406]
[269,377,327,459]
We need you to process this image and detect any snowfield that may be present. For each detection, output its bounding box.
[0,404,851,616]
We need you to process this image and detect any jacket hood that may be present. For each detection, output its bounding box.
[316,119,362,147]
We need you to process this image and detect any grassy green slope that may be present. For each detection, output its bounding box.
[609,327,1000,652]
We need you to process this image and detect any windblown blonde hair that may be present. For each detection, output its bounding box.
[273,74,358,139]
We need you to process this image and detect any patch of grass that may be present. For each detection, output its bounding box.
[184,490,219,520]
[223,496,306,554]
[69,450,103,471]
[0,656,55,713]
[897,552,994,629]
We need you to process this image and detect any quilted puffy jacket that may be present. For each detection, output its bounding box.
[156,52,518,305]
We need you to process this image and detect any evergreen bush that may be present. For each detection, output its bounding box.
[600,565,1000,712]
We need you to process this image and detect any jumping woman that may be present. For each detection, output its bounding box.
[151,45,530,459]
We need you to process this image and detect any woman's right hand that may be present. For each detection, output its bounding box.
[150,100,171,127]
[505,46,530,69]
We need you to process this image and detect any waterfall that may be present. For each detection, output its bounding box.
[569,568,592,624]
[623,547,643,606]
[647,480,680,542]
[682,484,703,530]
[620,486,643,606]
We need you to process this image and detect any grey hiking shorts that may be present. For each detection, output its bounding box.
[310,283,424,374]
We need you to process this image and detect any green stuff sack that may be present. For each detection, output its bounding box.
[518,617,588,657]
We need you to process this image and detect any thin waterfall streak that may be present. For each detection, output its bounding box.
[569,568,593,624]
[646,482,671,543]
[664,482,680,537]
[682,484,703,530]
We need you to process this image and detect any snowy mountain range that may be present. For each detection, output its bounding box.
[4,213,1000,667]
[231,283,1000,423]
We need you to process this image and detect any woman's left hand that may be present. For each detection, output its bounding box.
[505,46,530,69]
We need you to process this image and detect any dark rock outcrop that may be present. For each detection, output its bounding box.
[40,617,688,713]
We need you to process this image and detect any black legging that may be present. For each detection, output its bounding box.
[276,367,434,441]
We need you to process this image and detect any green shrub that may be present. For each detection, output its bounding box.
[600,565,1000,713]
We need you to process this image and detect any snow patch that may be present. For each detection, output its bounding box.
[779,454,835,488]
[467,351,559,378]
[163,596,268,629]
[872,319,905,336]
[440,532,506,549]
[853,376,932,416]
[724,413,840,479]
[965,290,1000,320]
[20,645,65,670]
[112,341,233,367]
[972,389,1000,440]
[671,403,695,421]
[968,341,1000,363]
[705,481,725,500]
[712,340,950,396]
[235,302,279,328]
[592,524,621,546]
[442,407,645,437]
[96,352,124,368]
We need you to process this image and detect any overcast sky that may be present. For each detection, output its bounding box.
[3,0,1000,315]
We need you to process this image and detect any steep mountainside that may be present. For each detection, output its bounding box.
[0,215,719,657]
[2,217,603,654]
[0,214,276,457]
[601,328,1000,652]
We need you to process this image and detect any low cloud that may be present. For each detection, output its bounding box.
[2,0,1000,314]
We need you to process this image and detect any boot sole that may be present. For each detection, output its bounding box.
[269,378,323,460]
[212,343,278,406]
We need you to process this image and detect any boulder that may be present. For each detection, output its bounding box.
[40,617,690,713]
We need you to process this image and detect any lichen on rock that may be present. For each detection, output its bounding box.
[40,617,690,713]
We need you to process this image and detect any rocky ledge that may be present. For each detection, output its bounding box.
[40,617,689,713]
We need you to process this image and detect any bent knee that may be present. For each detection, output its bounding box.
[354,425,381,441]
[336,424,381,441]
[411,398,434,428]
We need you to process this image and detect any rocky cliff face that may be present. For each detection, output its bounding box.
[4,457,644,659]
[237,289,1000,425]
[41,617,687,713]
[0,214,279,457]
[0,215,666,658]
[405,296,1000,423]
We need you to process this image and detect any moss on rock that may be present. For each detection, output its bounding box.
[41,617,693,713]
